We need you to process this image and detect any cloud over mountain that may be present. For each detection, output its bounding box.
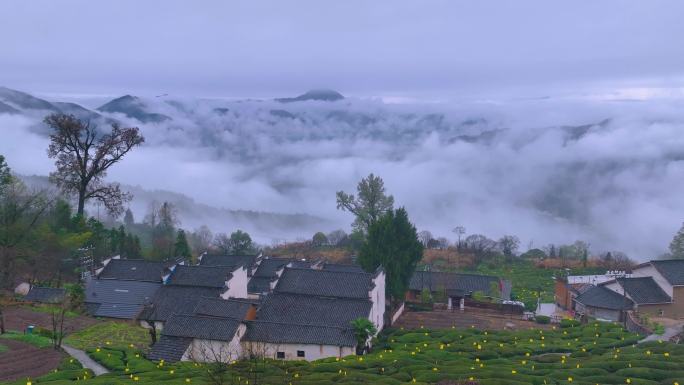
[1,86,683,257]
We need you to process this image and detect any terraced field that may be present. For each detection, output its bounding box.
[2,321,684,385]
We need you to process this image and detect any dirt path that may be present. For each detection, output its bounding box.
[394,308,550,331]
[62,344,109,376]
[0,339,65,382]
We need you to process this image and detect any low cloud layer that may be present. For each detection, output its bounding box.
[2,90,684,259]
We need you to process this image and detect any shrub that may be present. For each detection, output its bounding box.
[534,315,550,324]
[560,319,581,328]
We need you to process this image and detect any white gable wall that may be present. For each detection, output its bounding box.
[240,341,354,361]
[222,266,249,299]
[181,324,246,362]
[369,270,386,333]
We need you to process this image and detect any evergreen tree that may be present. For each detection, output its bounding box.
[174,229,191,258]
[123,208,135,227]
[670,222,684,259]
[358,207,423,303]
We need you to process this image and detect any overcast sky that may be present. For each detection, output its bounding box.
[2,0,684,99]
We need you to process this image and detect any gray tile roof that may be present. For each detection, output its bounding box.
[193,297,253,320]
[575,285,633,310]
[139,286,221,322]
[98,259,167,282]
[274,267,374,299]
[23,287,66,303]
[85,279,161,319]
[257,293,371,328]
[651,260,684,285]
[247,277,273,294]
[321,263,365,273]
[243,320,356,347]
[409,271,505,298]
[199,254,256,269]
[166,265,234,288]
[163,314,242,341]
[615,277,672,304]
[148,335,191,362]
[247,257,293,294]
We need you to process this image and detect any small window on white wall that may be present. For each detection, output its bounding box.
[276,352,285,359]
[297,350,305,357]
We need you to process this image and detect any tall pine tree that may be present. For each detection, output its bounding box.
[174,229,191,258]
[358,207,423,303]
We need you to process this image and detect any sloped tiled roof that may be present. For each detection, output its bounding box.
[139,286,221,322]
[148,335,191,362]
[409,271,503,297]
[274,267,373,299]
[615,277,672,304]
[651,260,684,285]
[98,259,167,282]
[199,254,256,269]
[575,285,633,310]
[243,320,356,347]
[166,265,234,288]
[257,293,371,328]
[163,314,242,341]
[321,263,365,273]
[193,297,253,320]
[24,287,65,303]
[85,279,161,319]
[247,277,273,294]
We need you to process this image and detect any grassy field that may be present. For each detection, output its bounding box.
[468,260,602,310]
[3,322,684,385]
[63,322,150,351]
[0,331,54,348]
[0,343,6,353]
[20,304,81,318]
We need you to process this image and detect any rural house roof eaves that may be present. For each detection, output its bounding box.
[139,286,221,322]
[650,260,684,286]
[148,335,192,363]
[199,254,257,269]
[615,277,672,304]
[256,292,371,328]
[321,263,366,273]
[409,271,503,297]
[162,314,241,341]
[97,259,167,282]
[193,297,253,320]
[243,320,356,347]
[166,265,234,288]
[274,267,374,299]
[575,285,633,311]
[23,287,66,303]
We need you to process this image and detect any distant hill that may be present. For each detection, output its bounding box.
[276,89,344,103]
[52,102,103,121]
[0,101,20,114]
[0,86,59,112]
[97,95,172,123]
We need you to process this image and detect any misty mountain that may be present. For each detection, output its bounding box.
[0,101,20,114]
[276,89,345,103]
[97,95,172,123]
[2,86,683,257]
[0,86,59,112]
[52,102,103,121]
[19,174,330,245]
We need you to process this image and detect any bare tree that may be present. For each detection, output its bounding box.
[498,235,520,260]
[452,226,466,248]
[0,292,6,334]
[326,229,348,246]
[50,295,70,349]
[242,339,281,385]
[418,230,433,248]
[45,114,144,217]
[186,340,241,385]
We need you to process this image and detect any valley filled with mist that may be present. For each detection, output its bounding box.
[2,85,683,258]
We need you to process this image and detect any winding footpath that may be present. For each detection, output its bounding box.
[61,344,109,376]
[639,321,684,344]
